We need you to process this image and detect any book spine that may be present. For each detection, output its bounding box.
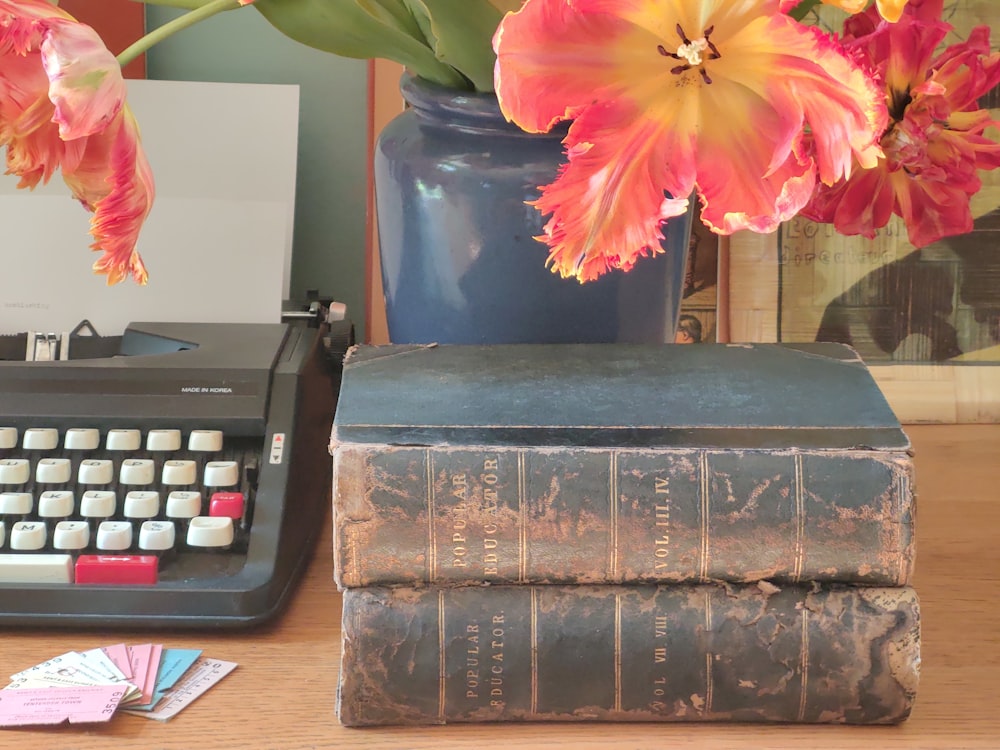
[332,445,914,588]
[337,583,920,726]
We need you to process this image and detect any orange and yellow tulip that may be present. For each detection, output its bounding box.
[493,0,887,281]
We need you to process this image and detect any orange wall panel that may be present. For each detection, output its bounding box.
[59,0,146,79]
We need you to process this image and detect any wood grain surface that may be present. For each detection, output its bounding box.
[1,424,997,749]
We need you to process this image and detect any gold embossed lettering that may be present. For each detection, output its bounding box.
[465,622,481,698]
[490,613,505,702]
[655,614,668,638]
[484,553,498,576]
[653,475,672,571]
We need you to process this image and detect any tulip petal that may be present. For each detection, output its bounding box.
[494,0,650,133]
[533,99,692,280]
[821,0,910,22]
[40,18,126,140]
[64,107,153,285]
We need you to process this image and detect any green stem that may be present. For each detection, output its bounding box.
[788,0,823,22]
[117,0,247,67]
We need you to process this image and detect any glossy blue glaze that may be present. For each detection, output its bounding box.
[375,74,694,344]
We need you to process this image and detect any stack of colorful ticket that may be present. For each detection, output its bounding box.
[0,645,236,726]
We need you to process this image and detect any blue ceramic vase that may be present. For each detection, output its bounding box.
[374,74,695,345]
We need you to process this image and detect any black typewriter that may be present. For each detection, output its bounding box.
[0,309,351,628]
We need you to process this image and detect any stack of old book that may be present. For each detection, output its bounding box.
[329,342,919,726]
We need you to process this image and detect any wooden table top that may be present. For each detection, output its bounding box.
[2,423,997,749]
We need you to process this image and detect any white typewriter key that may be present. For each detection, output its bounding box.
[0,459,30,485]
[10,521,46,550]
[0,554,73,584]
[0,492,33,515]
[64,428,100,451]
[166,491,202,519]
[78,459,114,485]
[186,516,234,548]
[22,428,58,451]
[161,460,197,486]
[119,458,155,485]
[146,429,182,451]
[188,430,224,452]
[124,490,160,519]
[0,428,17,449]
[203,461,240,487]
[53,520,90,550]
[106,429,141,451]
[139,520,176,551]
[38,490,74,518]
[35,457,72,484]
[96,521,133,551]
[80,490,117,518]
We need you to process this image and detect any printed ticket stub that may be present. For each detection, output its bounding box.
[80,648,128,683]
[11,651,106,686]
[0,685,125,726]
[126,649,202,713]
[101,644,132,680]
[3,645,234,726]
[126,658,237,722]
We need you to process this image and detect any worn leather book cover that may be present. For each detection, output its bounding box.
[331,343,914,587]
[337,583,920,726]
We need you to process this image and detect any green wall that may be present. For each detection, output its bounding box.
[144,6,370,338]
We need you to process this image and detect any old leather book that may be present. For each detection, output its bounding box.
[337,583,920,726]
[330,342,914,588]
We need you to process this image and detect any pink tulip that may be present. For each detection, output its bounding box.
[1,0,154,284]
[802,1,1000,248]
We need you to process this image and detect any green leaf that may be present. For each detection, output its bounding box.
[403,0,505,91]
[399,0,436,53]
[788,0,823,22]
[251,0,468,89]
[487,0,524,13]
[355,0,426,43]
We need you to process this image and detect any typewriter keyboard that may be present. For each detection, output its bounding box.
[0,426,261,586]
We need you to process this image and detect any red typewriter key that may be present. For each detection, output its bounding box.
[75,555,159,585]
[209,491,245,519]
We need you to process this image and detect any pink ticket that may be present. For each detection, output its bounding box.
[126,644,154,705]
[102,644,132,680]
[0,685,125,726]
[139,645,163,707]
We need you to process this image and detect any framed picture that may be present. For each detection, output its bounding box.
[676,206,727,344]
